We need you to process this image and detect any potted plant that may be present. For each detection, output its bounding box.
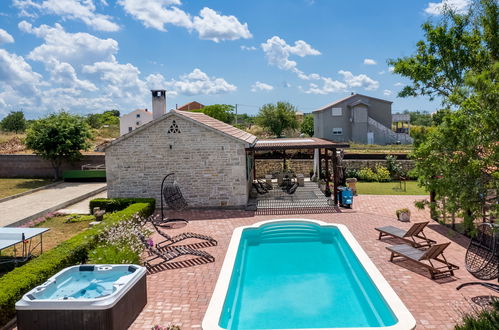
[396,208,411,222]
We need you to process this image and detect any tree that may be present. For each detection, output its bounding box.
[300,114,314,136]
[25,112,93,179]
[392,0,498,232]
[388,0,497,104]
[86,110,120,129]
[256,101,299,137]
[198,104,235,124]
[0,111,26,133]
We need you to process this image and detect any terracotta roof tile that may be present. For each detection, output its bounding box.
[173,110,257,145]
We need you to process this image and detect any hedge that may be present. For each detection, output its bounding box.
[0,202,154,326]
[89,198,156,214]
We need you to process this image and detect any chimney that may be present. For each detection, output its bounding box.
[151,89,166,120]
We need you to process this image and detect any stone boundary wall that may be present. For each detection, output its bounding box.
[0,154,105,178]
[255,159,415,178]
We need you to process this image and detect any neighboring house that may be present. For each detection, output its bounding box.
[119,109,153,136]
[177,101,204,111]
[106,92,257,208]
[313,93,413,145]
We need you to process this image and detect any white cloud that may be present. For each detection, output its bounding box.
[394,82,404,87]
[363,58,377,65]
[119,1,251,42]
[338,70,379,91]
[13,0,119,31]
[383,89,392,96]
[241,45,257,51]
[303,77,347,95]
[164,68,236,96]
[261,36,320,72]
[388,66,395,72]
[251,81,274,92]
[0,49,43,108]
[0,29,14,44]
[118,0,192,31]
[19,21,118,66]
[425,0,470,15]
[47,59,97,91]
[193,7,252,42]
[82,57,148,102]
[378,70,386,75]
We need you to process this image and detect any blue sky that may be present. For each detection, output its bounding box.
[0,0,470,118]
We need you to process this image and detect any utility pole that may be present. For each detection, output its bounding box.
[235,104,238,125]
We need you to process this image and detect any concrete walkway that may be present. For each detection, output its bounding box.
[0,182,107,227]
[57,190,107,215]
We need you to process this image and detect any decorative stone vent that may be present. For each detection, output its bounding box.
[167,120,181,133]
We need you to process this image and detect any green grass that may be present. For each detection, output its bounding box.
[356,180,427,195]
[0,178,54,199]
[347,143,413,154]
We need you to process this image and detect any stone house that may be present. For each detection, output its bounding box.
[313,93,413,145]
[106,93,257,208]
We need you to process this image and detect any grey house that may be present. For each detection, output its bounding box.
[313,93,413,145]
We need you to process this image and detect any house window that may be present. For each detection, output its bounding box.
[128,127,132,132]
[331,107,342,116]
[332,127,343,135]
[136,114,140,118]
[136,121,141,126]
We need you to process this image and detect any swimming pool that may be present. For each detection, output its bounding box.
[16,264,147,330]
[203,219,416,330]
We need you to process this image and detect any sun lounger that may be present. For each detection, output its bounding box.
[150,218,217,250]
[375,221,436,247]
[139,235,215,270]
[387,243,459,279]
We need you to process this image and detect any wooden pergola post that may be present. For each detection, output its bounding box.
[332,147,339,206]
[282,149,286,171]
[318,148,322,179]
[252,150,256,180]
[324,149,330,184]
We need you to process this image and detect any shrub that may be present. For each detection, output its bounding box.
[358,168,378,182]
[89,198,155,214]
[455,299,499,330]
[88,214,151,264]
[375,165,391,182]
[385,155,402,178]
[344,168,359,179]
[0,202,154,326]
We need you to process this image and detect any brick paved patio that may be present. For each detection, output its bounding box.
[131,195,498,329]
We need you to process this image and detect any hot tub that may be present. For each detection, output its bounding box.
[16,264,147,330]
[203,219,416,330]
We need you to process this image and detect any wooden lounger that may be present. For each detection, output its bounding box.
[375,221,436,247]
[387,243,459,279]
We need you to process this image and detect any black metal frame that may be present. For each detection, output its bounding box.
[159,173,188,226]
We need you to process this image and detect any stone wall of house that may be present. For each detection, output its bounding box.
[0,154,105,178]
[106,115,249,208]
[255,159,414,178]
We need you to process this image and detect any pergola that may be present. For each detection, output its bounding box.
[249,138,349,206]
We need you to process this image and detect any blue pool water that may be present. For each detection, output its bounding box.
[219,222,397,329]
[36,267,134,300]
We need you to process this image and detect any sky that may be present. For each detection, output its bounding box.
[0,0,471,119]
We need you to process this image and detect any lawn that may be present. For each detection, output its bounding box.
[347,143,413,154]
[0,178,54,199]
[0,214,93,275]
[356,180,427,195]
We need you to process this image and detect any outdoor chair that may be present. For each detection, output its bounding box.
[253,181,268,194]
[456,223,499,293]
[387,242,459,279]
[375,221,436,247]
[139,234,215,270]
[159,173,189,228]
[149,216,217,250]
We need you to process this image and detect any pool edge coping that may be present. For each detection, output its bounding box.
[202,218,417,330]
